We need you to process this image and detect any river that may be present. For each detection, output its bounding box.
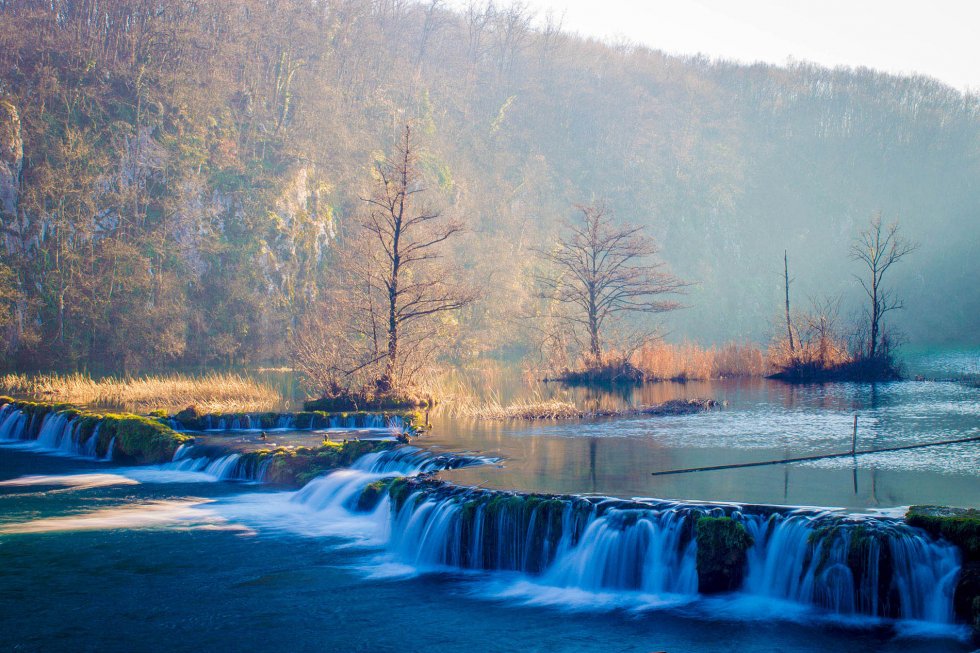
[0,347,976,651]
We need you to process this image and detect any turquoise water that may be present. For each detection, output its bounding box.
[0,348,977,651]
[430,377,979,509]
[0,447,971,652]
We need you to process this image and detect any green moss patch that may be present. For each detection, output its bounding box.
[356,478,395,512]
[695,515,754,594]
[238,440,396,487]
[906,505,980,562]
[0,398,191,464]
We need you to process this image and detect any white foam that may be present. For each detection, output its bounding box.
[0,473,139,489]
[0,499,249,535]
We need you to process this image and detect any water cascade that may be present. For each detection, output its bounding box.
[0,404,107,458]
[287,471,963,625]
[742,512,960,621]
[155,444,495,485]
[0,399,967,628]
[168,412,406,433]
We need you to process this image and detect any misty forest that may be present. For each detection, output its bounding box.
[0,2,977,652]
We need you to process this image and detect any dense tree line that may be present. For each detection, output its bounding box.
[0,0,977,373]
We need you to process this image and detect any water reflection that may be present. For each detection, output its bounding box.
[424,376,978,510]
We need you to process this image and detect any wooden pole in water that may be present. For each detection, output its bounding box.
[852,414,858,455]
[649,434,980,476]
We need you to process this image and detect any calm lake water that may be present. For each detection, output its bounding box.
[0,347,976,651]
[429,375,979,509]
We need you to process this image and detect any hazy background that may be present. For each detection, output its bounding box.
[0,0,977,371]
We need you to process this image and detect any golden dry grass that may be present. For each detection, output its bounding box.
[451,395,582,420]
[766,335,853,373]
[415,365,581,420]
[634,341,770,380]
[0,372,283,414]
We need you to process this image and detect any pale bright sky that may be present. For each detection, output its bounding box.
[462,0,980,92]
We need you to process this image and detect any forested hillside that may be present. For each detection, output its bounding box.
[1,0,977,373]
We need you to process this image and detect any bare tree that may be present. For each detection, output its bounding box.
[798,295,848,369]
[355,124,474,392]
[536,203,686,368]
[784,250,796,357]
[850,213,917,360]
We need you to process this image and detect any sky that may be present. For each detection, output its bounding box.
[476,0,980,92]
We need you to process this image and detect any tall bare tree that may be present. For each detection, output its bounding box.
[784,250,796,356]
[536,203,686,367]
[355,124,474,392]
[850,214,917,360]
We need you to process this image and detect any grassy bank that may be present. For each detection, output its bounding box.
[0,372,283,414]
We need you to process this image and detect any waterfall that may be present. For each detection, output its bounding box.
[0,404,104,459]
[0,399,965,628]
[0,405,28,441]
[154,444,267,482]
[285,467,962,624]
[168,411,406,433]
[543,507,698,595]
[379,488,703,595]
[742,512,961,622]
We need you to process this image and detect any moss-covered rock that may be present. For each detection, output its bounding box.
[952,562,980,640]
[695,515,753,593]
[95,413,192,464]
[237,439,396,487]
[906,506,980,561]
[907,506,980,638]
[387,476,416,513]
[0,398,191,463]
[356,478,394,512]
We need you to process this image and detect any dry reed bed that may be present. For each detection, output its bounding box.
[0,372,283,414]
[634,341,770,380]
[452,397,583,420]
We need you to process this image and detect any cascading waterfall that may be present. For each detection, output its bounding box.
[0,404,104,459]
[289,447,497,514]
[0,405,28,441]
[152,444,494,486]
[287,467,963,624]
[0,399,966,628]
[543,507,698,595]
[379,489,705,595]
[169,412,406,433]
[154,444,269,482]
[735,511,960,622]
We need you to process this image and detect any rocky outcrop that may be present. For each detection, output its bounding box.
[0,98,22,218]
[906,505,980,639]
[695,516,753,593]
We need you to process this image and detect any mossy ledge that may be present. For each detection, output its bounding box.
[906,505,980,636]
[695,515,754,593]
[0,396,190,464]
[170,405,427,434]
[237,440,397,487]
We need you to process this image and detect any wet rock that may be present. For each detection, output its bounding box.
[695,515,753,593]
